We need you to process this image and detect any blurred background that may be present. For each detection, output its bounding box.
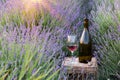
[0,0,120,80]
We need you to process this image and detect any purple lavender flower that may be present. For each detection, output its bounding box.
[0,51,2,56]
[118,26,120,32]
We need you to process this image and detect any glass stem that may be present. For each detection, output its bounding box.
[71,51,74,63]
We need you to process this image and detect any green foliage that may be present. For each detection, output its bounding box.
[9,12,24,27]
[116,11,120,22]
[0,0,120,80]
[0,0,6,3]
[0,42,59,80]
[41,13,61,28]
[94,32,120,79]
[92,0,120,79]
[0,13,8,27]
[94,12,117,35]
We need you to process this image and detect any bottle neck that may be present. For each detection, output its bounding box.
[84,25,89,30]
[84,21,89,29]
[83,18,89,29]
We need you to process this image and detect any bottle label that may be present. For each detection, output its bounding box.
[80,28,89,44]
[79,56,92,62]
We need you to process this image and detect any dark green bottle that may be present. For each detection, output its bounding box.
[79,18,92,63]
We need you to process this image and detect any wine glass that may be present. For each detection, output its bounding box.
[67,35,78,64]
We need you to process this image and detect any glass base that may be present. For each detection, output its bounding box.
[68,57,77,65]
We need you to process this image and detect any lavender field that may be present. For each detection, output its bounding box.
[0,0,120,80]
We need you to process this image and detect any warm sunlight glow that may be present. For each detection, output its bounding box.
[22,0,44,13]
[21,0,62,21]
[21,0,44,23]
[30,0,43,3]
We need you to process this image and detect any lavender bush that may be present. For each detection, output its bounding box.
[0,0,67,79]
[0,25,65,80]
[0,0,87,79]
[0,0,120,80]
[0,0,62,29]
[91,0,120,79]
